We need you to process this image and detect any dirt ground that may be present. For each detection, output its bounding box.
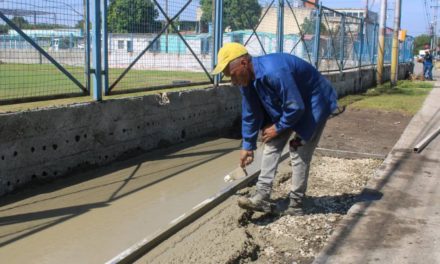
[137,108,413,264]
[318,108,411,158]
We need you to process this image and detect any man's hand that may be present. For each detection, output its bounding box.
[240,150,254,168]
[262,124,279,143]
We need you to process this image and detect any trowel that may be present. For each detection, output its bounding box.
[224,166,248,182]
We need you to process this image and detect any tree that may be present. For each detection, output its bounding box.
[0,25,8,34]
[75,19,85,29]
[300,17,328,35]
[413,34,432,55]
[200,0,262,32]
[108,0,161,33]
[11,16,29,28]
[168,17,181,33]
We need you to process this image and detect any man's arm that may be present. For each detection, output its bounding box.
[269,72,305,134]
[240,86,263,151]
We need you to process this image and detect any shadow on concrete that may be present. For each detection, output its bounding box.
[0,137,240,247]
[0,202,109,247]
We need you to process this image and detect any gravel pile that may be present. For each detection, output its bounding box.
[237,155,382,264]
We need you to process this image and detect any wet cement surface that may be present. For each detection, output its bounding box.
[0,137,243,264]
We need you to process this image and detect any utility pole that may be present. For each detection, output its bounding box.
[376,0,387,84]
[432,0,439,53]
[390,0,402,86]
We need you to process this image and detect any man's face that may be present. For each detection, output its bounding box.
[223,57,252,87]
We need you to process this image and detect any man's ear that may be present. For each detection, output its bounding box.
[240,57,248,67]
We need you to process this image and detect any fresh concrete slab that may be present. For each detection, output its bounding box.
[0,138,243,264]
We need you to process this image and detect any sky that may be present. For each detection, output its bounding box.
[321,0,429,37]
[0,0,429,37]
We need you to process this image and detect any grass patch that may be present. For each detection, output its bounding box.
[339,80,433,115]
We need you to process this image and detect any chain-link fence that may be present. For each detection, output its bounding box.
[0,0,89,104]
[283,0,316,65]
[0,0,415,105]
[107,0,213,94]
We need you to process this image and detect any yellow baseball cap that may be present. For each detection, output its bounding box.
[212,42,248,75]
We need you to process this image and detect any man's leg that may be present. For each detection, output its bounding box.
[424,65,430,79]
[286,121,326,215]
[429,65,434,80]
[238,131,291,212]
[256,131,292,194]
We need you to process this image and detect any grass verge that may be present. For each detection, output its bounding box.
[338,80,434,115]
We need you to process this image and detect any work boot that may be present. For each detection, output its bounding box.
[238,191,273,213]
[284,197,304,216]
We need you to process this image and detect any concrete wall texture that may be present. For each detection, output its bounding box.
[0,63,413,196]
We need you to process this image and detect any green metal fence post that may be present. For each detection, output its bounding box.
[213,0,223,86]
[358,18,364,68]
[277,0,284,53]
[339,14,345,70]
[101,0,109,95]
[91,0,102,101]
[372,22,378,64]
[312,3,322,69]
[85,0,91,92]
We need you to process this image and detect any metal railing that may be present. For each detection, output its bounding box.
[0,0,415,105]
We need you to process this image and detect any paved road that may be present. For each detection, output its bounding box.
[0,138,243,264]
[314,79,440,263]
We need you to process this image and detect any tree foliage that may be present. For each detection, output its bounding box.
[6,16,67,31]
[11,16,29,28]
[0,25,8,34]
[108,0,161,33]
[200,0,262,32]
[300,17,328,35]
[413,34,432,55]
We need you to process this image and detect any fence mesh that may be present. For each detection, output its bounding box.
[320,7,343,72]
[283,0,316,64]
[342,15,361,69]
[384,28,393,64]
[0,0,416,104]
[221,0,275,56]
[401,35,414,62]
[107,0,213,93]
[361,21,375,65]
[0,0,88,103]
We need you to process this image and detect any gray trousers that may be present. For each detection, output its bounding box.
[256,121,326,200]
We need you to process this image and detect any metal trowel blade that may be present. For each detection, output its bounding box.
[224,167,248,182]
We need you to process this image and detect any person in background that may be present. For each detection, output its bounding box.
[212,43,338,215]
[423,50,434,81]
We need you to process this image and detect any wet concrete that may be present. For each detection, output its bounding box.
[0,137,243,264]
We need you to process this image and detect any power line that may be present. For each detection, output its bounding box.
[423,0,432,34]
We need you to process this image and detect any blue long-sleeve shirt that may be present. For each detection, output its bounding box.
[423,53,433,66]
[241,53,338,150]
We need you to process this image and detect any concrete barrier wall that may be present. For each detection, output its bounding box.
[0,63,413,196]
[324,63,413,96]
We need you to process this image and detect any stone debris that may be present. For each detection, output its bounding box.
[236,156,382,263]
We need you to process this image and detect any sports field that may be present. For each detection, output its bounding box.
[0,63,209,101]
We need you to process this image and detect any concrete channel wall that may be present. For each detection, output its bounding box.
[0,63,413,196]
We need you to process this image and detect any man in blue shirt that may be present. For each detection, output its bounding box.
[423,50,434,81]
[212,43,338,215]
